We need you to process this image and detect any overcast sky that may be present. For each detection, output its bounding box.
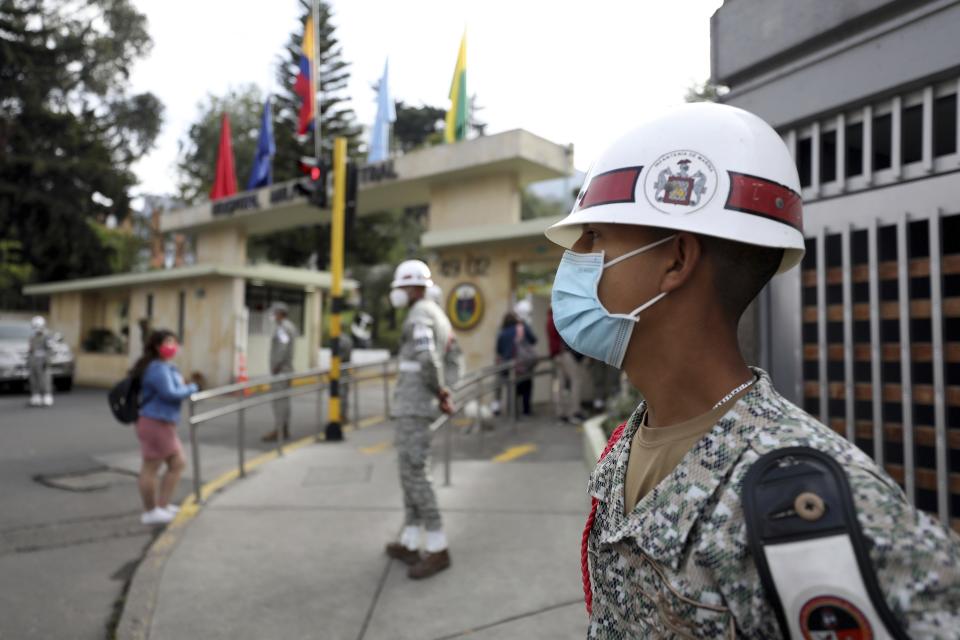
[129,0,723,199]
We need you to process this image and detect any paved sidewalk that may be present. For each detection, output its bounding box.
[122,416,591,640]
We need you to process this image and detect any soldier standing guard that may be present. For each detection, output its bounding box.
[546,103,960,638]
[384,260,455,579]
[262,302,297,443]
[27,316,54,407]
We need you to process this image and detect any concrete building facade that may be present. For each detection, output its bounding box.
[713,0,960,529]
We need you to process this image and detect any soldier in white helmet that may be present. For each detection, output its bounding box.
[548,103,960,637]
[27,316,54,407]
[384,260,455,579]
[427,284,465,389]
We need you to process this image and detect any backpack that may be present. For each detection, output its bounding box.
[513,324,538,375]
[108,374,142,424]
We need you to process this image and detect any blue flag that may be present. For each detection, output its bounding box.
[367,60,396,163]
[247,97,275,190]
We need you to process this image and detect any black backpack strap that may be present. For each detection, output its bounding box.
[742,447,909,640]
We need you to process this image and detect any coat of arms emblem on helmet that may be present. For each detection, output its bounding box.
[646,150,717,214]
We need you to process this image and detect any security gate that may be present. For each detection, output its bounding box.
[775,211,960,531]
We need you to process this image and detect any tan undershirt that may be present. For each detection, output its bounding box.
[623,383,754,513]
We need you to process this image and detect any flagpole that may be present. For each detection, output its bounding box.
[312,0,322,164]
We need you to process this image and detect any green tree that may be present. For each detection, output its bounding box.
[392,101,446,152]
[176,84,264,203]
[0,0,164,287]
[685,79,728,103]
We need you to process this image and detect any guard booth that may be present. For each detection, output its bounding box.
[25,130,573,389]
[160,129,575,377]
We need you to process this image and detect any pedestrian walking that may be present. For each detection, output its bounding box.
[131,330,196,526]
[495,310,538,416]
[546,306,585,423]
[262,302,297,442]
[383,259,455,579]
[547,102,960,637]
[26,316,54,407]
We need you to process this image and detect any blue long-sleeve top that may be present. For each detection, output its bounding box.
[496,321,537,361]
[139,359,198,424]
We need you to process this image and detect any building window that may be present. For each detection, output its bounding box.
[901,103,923,164]
[797,136,812,188]
[845,121,864,177]
[934,93,957,157]
[820,129,837,183]
[872,112,892,171]
[146,293,153,318]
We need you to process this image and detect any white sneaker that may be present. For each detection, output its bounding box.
[161,504,180,515]
[29,394,41,406]
[42,394,53,406]
[141,507,174,525]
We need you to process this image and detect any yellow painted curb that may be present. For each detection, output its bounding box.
[492,443,538,463]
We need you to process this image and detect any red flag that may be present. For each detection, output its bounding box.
[210,113,238,200]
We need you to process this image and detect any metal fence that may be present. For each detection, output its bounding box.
[796,210,959,530]
[186,358,395,504]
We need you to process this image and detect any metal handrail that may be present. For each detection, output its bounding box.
[184,353,559,503]
[430,356,557,486]
[185,357,396,504]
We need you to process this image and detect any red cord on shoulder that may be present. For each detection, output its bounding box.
[582,422,627,615]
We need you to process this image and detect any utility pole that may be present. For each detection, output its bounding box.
[325,137,347,441]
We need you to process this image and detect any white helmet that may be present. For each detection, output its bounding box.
[545,102,804,273]
[31,316,45,331]
[514,299,532,321]
[390,259,433,289]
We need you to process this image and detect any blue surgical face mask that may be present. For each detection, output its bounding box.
[551,235,675,369]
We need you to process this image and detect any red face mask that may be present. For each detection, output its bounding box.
[158,343,178,360]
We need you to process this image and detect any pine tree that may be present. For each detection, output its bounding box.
[272,0,361,180]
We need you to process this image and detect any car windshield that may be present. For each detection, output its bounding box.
[0,323,34,340]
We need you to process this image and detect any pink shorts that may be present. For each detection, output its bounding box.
[136,416,183,461]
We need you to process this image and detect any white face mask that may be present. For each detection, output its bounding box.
[389,288,410,309]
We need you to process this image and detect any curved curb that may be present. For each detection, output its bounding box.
[582,413,609,471]
[115,416,385,639]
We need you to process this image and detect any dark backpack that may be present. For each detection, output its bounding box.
[108,375,142,424]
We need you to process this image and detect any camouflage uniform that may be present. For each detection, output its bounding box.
[269,318,297,428]
[392,298,450,531]
[27,330,53,396]
[586,368,960,639]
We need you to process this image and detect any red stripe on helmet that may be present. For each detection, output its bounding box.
[576,166,643,210]
[725,171,803,232]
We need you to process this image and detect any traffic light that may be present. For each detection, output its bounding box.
[344,161,358,235]
[295,156,328,208]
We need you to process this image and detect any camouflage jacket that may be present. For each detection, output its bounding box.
[27,330,53,367]
[269,319,297,372]
[391,299,450,418]
[586,368,960,639]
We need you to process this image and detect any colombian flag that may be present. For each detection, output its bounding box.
[295,16,316,136]
[444,32,467,144]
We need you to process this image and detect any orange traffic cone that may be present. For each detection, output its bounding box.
[237,350,251,397]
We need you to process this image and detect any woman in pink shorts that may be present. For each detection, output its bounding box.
[131,330,198,525]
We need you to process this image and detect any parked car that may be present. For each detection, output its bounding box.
[0,321,75,391]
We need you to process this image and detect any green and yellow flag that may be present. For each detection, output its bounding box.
[444,32,467,144]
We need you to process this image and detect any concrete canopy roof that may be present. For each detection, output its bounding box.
[421,215,564,249]
[160,129,573,237]
[22,264,357,296]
